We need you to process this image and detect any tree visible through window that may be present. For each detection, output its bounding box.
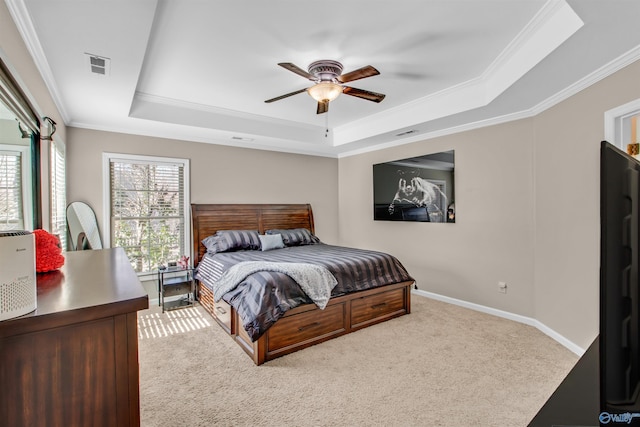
[107,155,189,274]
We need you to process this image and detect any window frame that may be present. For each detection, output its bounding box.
[0,56,42,230]
[102,152,191,279]
[49,139,65,249]
[0,143,33,230]
[604,97,640,150]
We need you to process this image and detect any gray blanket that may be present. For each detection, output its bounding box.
[212,261,338,309]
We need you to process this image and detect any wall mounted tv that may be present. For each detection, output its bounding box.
[601,140,640,424]
[373,150,455,223]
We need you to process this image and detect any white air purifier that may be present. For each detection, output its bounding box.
[0,230,36,321]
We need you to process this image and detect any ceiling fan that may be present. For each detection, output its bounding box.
[265,60,385,114]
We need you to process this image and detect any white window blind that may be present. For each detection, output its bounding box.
[0,149,23,230]
[107,155,189,274]
[50,140,66,249]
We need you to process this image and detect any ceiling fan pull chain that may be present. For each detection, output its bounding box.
[325,111,329,138]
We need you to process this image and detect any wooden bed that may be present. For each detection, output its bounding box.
[191,203,413,365]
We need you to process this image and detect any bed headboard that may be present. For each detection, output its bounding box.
[191,203,315,267]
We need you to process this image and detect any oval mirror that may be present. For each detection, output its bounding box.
[66,201,102,250]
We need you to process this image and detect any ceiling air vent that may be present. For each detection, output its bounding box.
[395,129,418,137]
[85,53,110,77]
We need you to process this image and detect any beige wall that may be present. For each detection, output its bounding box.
[338,120,536,318]
[66,128,339,244]
[339,59,640,350]
[533,60,640,349]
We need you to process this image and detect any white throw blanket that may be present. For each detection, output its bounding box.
[212,261,338,309]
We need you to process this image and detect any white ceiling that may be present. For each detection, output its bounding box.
[7,0,640,157]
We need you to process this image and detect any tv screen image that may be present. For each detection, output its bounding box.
[373,150,455,223]
[600,140,640,424]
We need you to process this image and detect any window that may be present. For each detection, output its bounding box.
[425,179,447,223]
[0,59,41,230]
[0,145,32,230]
[103,153,190,275]
[49,140,66,249]
[604,98,640,151]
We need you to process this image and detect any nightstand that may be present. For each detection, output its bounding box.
[157,266,195,313]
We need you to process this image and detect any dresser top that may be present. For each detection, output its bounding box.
[0,248,149,337]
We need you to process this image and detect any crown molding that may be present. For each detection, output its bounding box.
[68,119,339,158]
[8,0,638,159]
[333,0,582,146]
[531,43,640,117]
[132,91,322,131]
[5,0,70,123]
[73,39,640,161]
[338,109,534,158]
[340,44,640,158]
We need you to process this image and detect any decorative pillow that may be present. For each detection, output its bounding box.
[265,228,321,246]
[202,230,260,254]
[258,234,285,251]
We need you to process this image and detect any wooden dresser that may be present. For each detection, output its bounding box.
[0,248,149,427]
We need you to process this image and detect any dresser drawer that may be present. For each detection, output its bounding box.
[350,287,406,328]
[267,303,346,352]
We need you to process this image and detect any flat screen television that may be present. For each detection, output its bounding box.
[373,150,455,223]
[600,140,640,424]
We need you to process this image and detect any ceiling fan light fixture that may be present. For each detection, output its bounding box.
[307,82,343,102]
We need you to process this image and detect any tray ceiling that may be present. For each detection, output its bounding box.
[7,0,640,157]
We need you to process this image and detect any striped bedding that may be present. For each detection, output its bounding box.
[195,243,413,341]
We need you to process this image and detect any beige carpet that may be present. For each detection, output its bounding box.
[137,295,578,427]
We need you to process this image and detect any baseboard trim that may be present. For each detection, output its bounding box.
[411,289,586,356]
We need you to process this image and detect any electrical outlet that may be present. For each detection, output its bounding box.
[498,281,507,294]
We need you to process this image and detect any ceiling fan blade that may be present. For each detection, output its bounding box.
[278,63,316,81]
[316,100,329,115]
[342,86,386,103]
[337,65,380,83]
[265,88,308,103]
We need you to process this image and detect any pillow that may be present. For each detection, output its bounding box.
[258,234,285,251]
[202,229,260,254]
[265,228,321,246]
